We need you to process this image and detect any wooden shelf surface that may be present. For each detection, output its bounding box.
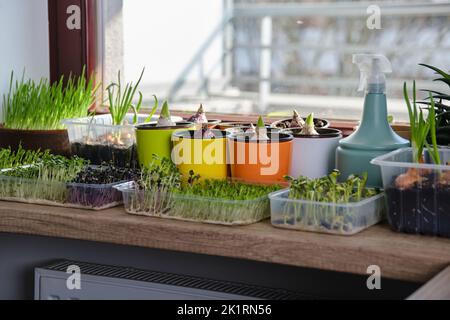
[1,201,450,283]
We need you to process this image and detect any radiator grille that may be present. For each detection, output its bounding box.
[43,260,309,300]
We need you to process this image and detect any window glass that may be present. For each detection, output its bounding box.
[106,0,450,121]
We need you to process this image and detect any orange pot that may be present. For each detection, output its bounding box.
[228,131,293,184]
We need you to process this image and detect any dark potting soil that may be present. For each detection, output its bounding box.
[67,166,141,209]
[71,142,138,169]
[385,174,450,238]
[71,165,140,185]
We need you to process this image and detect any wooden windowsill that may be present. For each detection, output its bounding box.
[0,201,449,284]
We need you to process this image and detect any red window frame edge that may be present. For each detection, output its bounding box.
[48,0,97,84]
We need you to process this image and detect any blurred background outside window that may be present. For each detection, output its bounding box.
[101,0,450,121]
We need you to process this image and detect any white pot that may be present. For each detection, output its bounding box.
[289,129,342,179]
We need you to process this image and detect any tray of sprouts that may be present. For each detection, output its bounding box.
[269,171,385,235]
[114,158,282,225]
[0,154,139,210]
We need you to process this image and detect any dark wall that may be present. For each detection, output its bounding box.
[0,233,420,300]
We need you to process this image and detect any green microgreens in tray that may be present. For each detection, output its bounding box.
[169,175,282,225]
[1,155,87,182]
[0,155,87,203]
[276,171,382,233]
[0,153,140,209]
[2,69,98,130]
[0,146,50,169]
[178,172,281,200]
[286,170,379,203]
[125,157,182,214]
[123,159,282,225]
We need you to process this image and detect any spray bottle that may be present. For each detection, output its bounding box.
[336,54,409,187]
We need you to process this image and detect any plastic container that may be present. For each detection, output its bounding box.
[63,114,182,168]
[269,189,385,235]
[371,148,450,237]
[115,181,272,226]
[0,166,127,210]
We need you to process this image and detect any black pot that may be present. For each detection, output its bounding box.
[0,126,71,156]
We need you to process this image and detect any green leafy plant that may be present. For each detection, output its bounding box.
[120,158,281,225]
[395,85,444,190]
[0,155,87,203]
[274,171,381,234]
[107,68,158,125]
[166,178,281,224]
[2,69,97,130]
[124,156,182,215]
[403,81,440,164]
[286,170,378,204]
[0,146,49,169]
[419,63,450,146]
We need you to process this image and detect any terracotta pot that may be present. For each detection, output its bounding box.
[0,126,70,156]
[228,130,293,184]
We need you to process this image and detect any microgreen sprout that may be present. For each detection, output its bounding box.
[119,159,281,225]
[277,171,380,233]
[0,146,49,169]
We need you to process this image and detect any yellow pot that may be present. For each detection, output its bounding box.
[172,130,230,183]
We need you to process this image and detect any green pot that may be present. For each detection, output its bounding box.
[136,122,194,168]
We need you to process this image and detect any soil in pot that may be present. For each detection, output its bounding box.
[271,118,329,130]
[385,174,450,237]
[218,122,270,131]
[71,142,137,168]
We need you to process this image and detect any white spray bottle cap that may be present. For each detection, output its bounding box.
[353,54,392,93]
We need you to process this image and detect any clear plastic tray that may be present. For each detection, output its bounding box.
[269,189,385,235]
[114,182,271,226]
[0,166,127,210]
[371,148,450,237]
[62,114,182,167]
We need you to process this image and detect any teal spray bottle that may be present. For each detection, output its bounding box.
[336,54,409,187]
